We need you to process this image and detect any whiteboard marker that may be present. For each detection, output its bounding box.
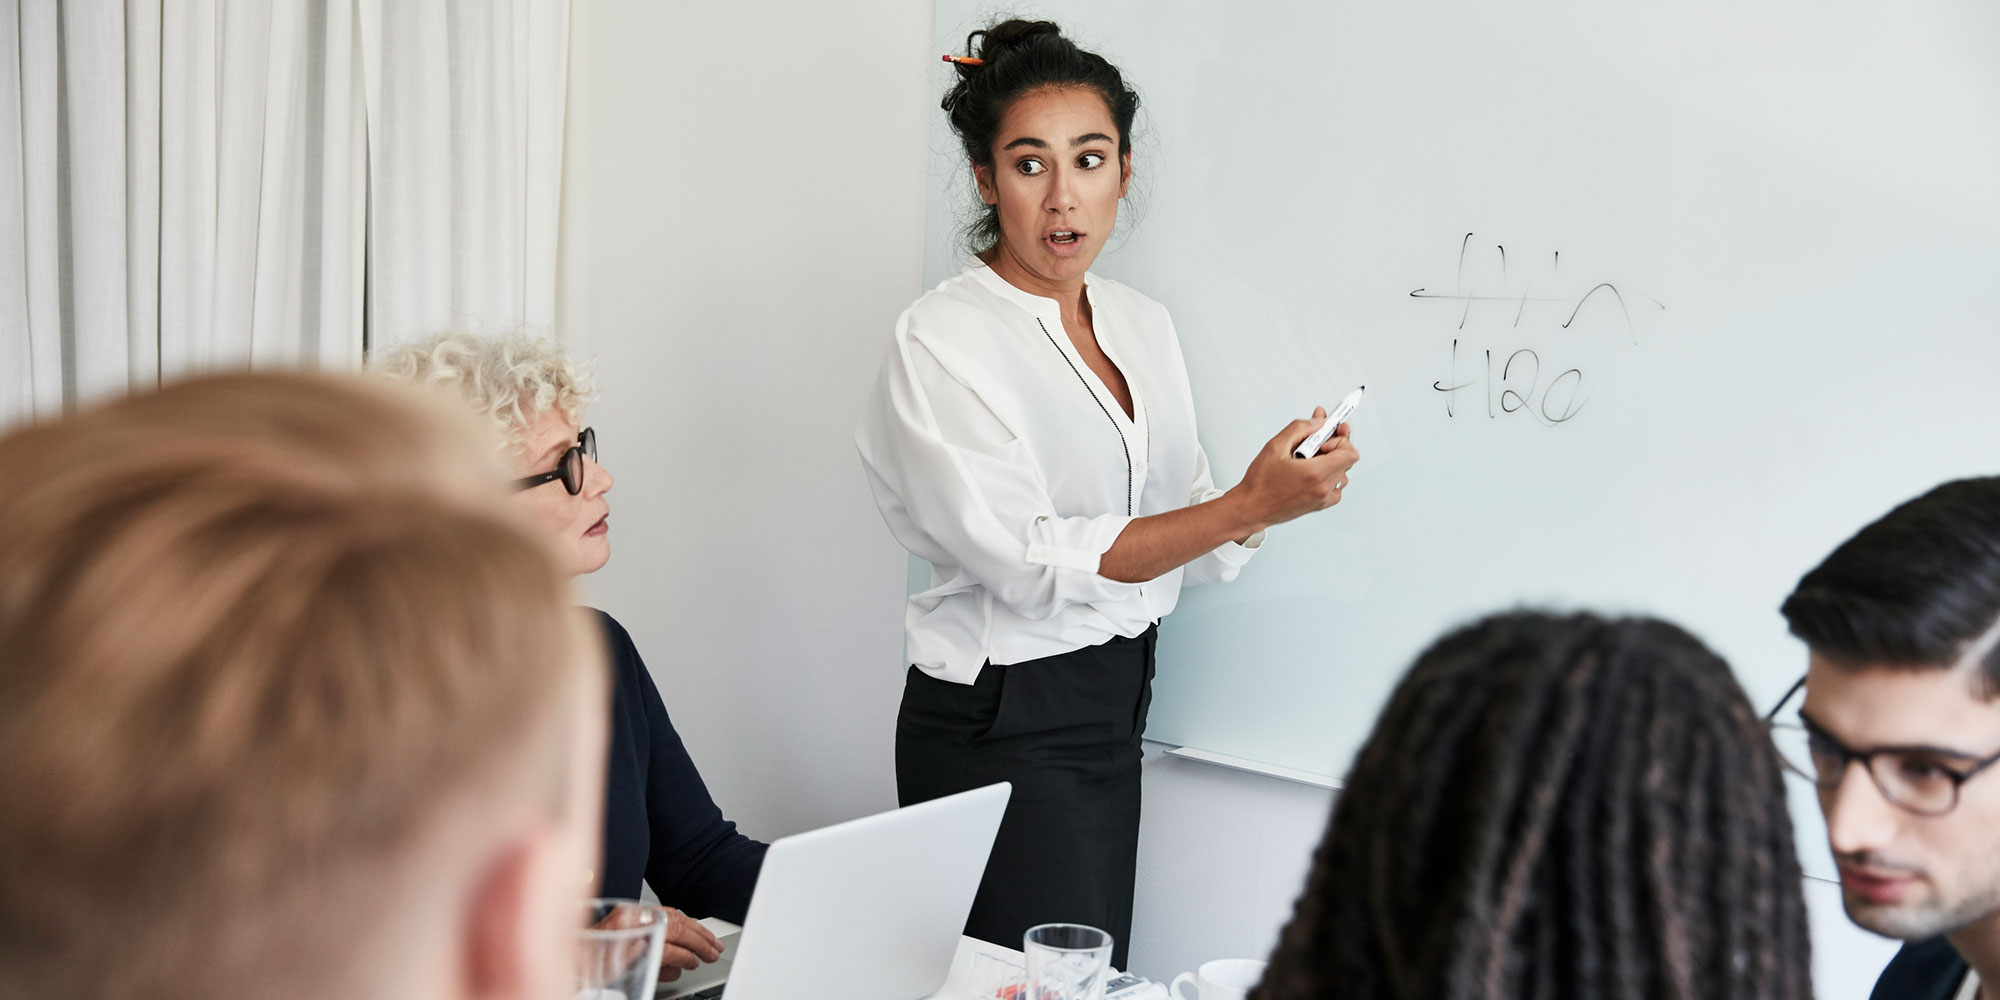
[1294,386,1364,459]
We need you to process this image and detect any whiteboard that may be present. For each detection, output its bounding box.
[920,0,2000,804]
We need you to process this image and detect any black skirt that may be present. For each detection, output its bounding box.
[895,625,1158,971]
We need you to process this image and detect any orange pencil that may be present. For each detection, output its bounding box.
[943,54,985,66]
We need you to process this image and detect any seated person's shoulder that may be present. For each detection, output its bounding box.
[1872,938,1969,1000]
[588,608,640,660]
[586,609,651,705]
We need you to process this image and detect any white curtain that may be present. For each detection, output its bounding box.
[0,0,571,428]
[358,0,570,347]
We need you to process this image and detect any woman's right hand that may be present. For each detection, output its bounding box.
[1227,408,1360,532]
[588,903,724,983]
[653,907,724,982]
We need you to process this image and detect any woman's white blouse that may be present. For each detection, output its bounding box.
[855,262,1263,685]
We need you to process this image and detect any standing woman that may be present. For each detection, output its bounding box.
[855,20,1359,965]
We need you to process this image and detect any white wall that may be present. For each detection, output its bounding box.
[556,0,933,839]
[559,3,1904,996]
[1129,746,1329,977]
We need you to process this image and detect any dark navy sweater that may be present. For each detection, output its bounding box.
[1870,938,1970,1000]
[594,610,767,922]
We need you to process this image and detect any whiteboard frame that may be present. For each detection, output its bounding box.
[1163,745,1344,791]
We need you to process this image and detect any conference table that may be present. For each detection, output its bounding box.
[929,935,1028,1000]
[695,918,1025,1000]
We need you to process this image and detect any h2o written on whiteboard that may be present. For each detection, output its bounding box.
[1412,232,1666,426]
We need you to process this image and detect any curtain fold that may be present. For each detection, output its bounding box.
[1,0,572,427]
[358,0,569,347]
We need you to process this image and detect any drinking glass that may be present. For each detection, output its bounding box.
[1024,923,1114,1000]
[576,898,667,1000]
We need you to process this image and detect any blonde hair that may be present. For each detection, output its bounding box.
[0,373,594,1000]
[370,331,597,456]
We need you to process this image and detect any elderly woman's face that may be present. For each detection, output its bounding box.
[511,406,612,578]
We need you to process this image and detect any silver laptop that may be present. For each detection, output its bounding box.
[658,782,1011,1000]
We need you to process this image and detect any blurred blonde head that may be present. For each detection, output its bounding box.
[371,331,598,456]
[0,373,608,1000]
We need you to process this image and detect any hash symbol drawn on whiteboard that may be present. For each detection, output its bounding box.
[1408,233,1666,343]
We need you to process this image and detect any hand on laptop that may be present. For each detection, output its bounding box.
[657,907,725,982]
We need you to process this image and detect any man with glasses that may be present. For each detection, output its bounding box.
[1771,476,2000,1000]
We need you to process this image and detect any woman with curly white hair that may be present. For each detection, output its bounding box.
[373,331,762,984]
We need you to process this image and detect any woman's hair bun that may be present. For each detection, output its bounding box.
[971,19,1061,62]
[944,19,1061,84]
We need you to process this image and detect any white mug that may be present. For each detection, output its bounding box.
[1168,959,1267,1000]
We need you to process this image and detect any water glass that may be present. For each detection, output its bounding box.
[576,898,667,1000]
[1024,923,1114,1000]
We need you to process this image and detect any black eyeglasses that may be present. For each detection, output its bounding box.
[1764,673,2000,817]
[512,427,596,495]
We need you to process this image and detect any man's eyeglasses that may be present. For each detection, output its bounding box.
[512,427,596,495]
[1764,673,2000,817]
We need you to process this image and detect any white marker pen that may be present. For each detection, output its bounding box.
[1294,386,1365,459]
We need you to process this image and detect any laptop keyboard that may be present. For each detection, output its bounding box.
[683,986,726,1000]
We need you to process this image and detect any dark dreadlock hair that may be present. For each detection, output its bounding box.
[1252,612,1813,1000]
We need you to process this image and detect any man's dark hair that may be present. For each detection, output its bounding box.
[1781,477,2000,692]
[1252,612,1812,1000]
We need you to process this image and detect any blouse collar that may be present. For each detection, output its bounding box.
[964,260,1095,325]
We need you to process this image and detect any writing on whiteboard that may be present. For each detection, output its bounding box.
[1412,233,1664,425]
[1432,339,1588,424]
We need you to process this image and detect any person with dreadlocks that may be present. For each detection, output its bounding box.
[1251,611,1814,1000]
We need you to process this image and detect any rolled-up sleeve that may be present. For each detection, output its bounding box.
[1180,439,1264,586]
[856,317,1142,622]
